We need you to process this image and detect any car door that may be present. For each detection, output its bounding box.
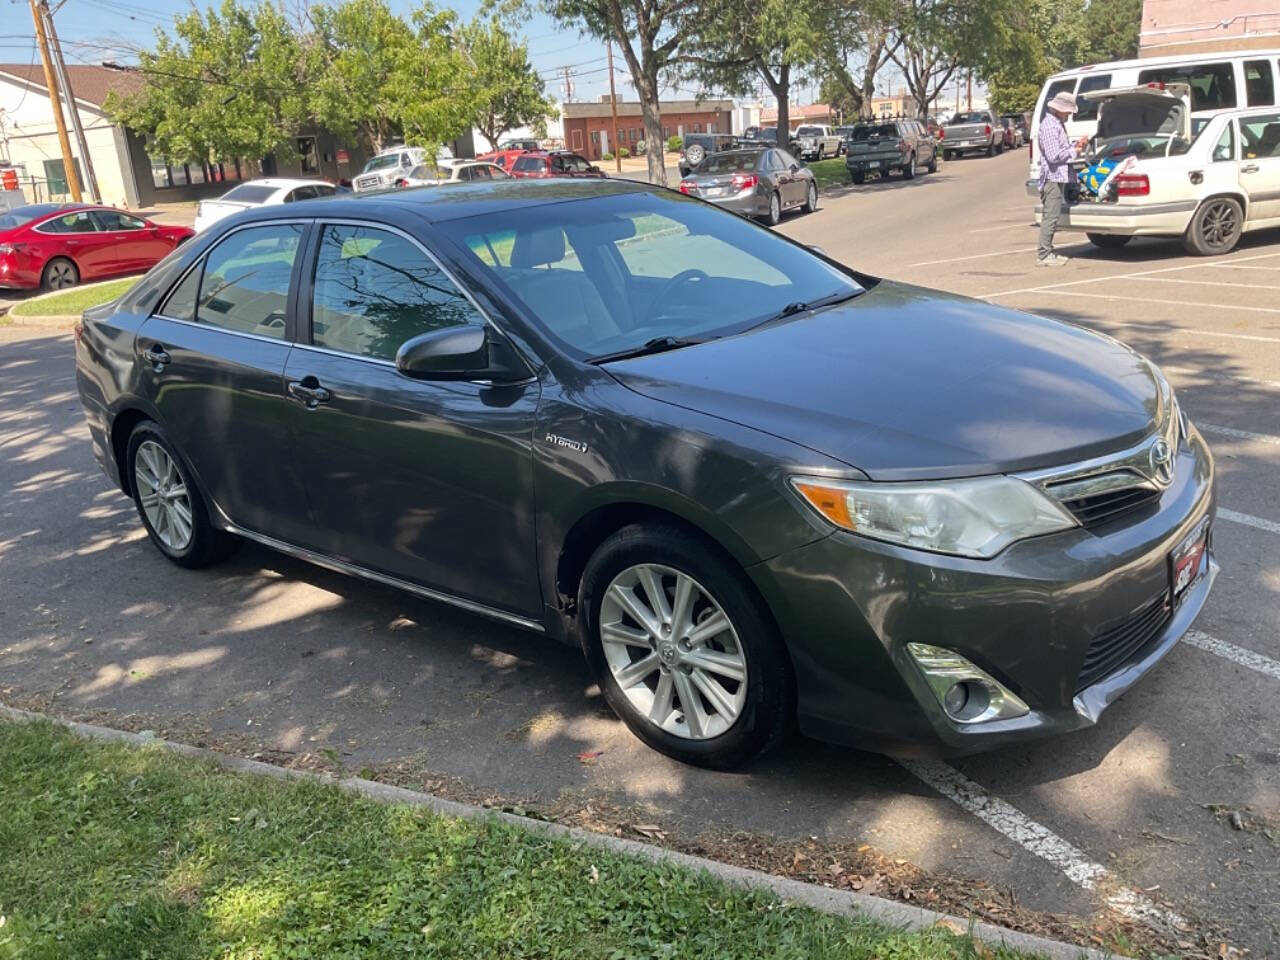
[134,221,312,542]
[282,220,543,618]
[35,209,112,280]
[1238,111,1280,222]
[90,209,168,274]
[774,149,803,205]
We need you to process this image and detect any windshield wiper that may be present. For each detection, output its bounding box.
[588,335,714,365]
[749,289,862,331]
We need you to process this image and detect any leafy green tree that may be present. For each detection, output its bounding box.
[812,0,899,120]
[396,4,475,150]
[1084,0,1140,62]
[105,0,308,168]
[457,17,555,148]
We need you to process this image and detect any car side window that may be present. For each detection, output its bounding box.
[1245,60,1275,106]
[315,185,336,197]
[1041,78,1076,118]
[1240,113,1280,158]
[310,224,484,361]
[456,166,473,181]
[551,155,566,172]
[91,210,146,231]
[161,223,302,338]
[38,210,98,234]
[1213,121,1236,162]
[1074,74,1112,121]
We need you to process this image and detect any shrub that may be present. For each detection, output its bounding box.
[619,147,630,158]
[634,139,646,153]
[667,135,682,152]
[601,151,614,161]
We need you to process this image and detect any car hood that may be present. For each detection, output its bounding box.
[607,281,1164,480]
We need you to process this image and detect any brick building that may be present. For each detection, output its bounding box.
[1140,0,1280,56]
[560,97,733,160]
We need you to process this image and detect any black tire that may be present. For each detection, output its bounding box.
[816,144,825,160]
[996,140,1005,155]
[1182,196,1244,256]
[927,150,938,173]
[579,523,793,769]
[765,190,782,226]
[41,257,78,291]
[943,149,954,162]
[126,420,238,569]
[804,180,818,213]
[902,153,916,179]
[850,170,865,185]
[985,141,995,157]
[1086,233,1132,249]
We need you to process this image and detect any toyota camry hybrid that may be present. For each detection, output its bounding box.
[74,178,1217,769]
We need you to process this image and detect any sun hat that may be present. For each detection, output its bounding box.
[1047,91,1078,114]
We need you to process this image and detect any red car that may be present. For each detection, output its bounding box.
[476,148,532,174]
[0,203,194,291]
[508,151,606,179]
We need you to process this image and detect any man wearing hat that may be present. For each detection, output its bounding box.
[1038,91,1090,266]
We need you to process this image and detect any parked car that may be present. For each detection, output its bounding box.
[940,110,1003,158]
[999,118,1018,151]
[845,119,939,183]
[354,145,455,192]
[509,151,605,179]
[1001,113,1029,146]
[678,147,818,224]
[678,133,739,175]
[75,178,1216,769]
[0,203,193,291]
[194,179,337,233]
[476,148,531,173]
[498,138,540,151]
[739,127,803,156]
[394,161,510,188]
[1035,83,1280,255]
[792,124,842,161]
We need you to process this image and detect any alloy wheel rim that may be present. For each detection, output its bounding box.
[1203,202,1237,248]
[808,184,816,207]
[771,194,780,220]
[134,440,193,551]
[50,263,74,288]
[600,563,748,741]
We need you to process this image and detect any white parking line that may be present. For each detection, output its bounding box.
[908,246,1040,267]
[1051,291,1280,316]
[1206,263,1280,271]
[1183,631,1280,681]
[900,760,1184,927]
[1198,424,1280,446]
[1217,508,1280,535]
[1127,276,1280,291]
[1163,365,1280,391]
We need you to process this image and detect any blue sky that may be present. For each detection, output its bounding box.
[0,0,843,108]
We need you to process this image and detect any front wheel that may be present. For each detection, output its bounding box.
[579,524,793,769]
[1086,233,1133,249]
[127,421,238,568]
[1183,197,1243,256]
[816,144,825,160]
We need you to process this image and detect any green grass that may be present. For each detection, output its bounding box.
[0,719,1043,960]
[806,158,849,190]
[10,277,137,317]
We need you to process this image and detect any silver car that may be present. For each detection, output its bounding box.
[677,148,818,226]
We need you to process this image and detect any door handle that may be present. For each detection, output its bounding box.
[1241,163,1260,173]
[142,345,171,368]
[288,377,332,408]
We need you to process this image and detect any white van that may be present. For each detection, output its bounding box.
[1027,49,1280,193]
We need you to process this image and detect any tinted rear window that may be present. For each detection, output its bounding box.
[951,112,987,124]
[220,184,278,203]
[852,124,898,140]
[699,151,761,173]
[0,204,66,230]
[513,156,544,172]
[795,126,823,135]
[1137,62,1237,110]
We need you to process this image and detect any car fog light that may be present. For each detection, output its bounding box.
[907,643,1029,724]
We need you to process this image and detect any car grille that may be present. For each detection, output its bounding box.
[355,175,383,191]
[1075,593,1171,693]
[1051,482,1162,528]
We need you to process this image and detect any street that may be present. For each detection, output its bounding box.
[3,152,1278,955]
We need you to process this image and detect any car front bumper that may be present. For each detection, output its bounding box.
[749,426,1217,756]
[1034,199,1197,236]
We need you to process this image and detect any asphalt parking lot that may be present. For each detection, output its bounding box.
[2,152,1277,956]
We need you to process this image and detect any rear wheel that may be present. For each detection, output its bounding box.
[765,190,781,226]
[944,149,954,162]
[1086,233,1132,249]
[579,523,793,769]
[985,141,995,157]
[927,150,938,173]
[41,257,78,291]
[804,181,817,213]
[1183,197,1243,256]
[850,170,865,185]
[902,153,916,179]
[126,421,237,568]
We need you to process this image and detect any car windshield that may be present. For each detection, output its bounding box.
[951,112,987,124]
[0,203,66,230]
[795,126,823,136]
[362,155,402,173]
[220,184,279,203]
[441,190,862,361]
[852,124,897,140]
[697,151,760,174]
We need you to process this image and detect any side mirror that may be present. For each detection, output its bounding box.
[395,325,528,382]
[589,165,601,173]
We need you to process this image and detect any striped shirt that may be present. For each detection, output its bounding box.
[1038,113,1076,185]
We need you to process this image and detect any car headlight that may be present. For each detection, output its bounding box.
[791,474,1077,559]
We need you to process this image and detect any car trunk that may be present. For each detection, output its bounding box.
[1070,83,1191,203]
[847,126,902,161]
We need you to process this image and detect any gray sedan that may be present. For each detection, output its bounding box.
[678,148,817,225]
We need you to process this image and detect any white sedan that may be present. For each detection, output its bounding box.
[194,178,338,233]
[1038,83,1280,255]
[392,161,510,188]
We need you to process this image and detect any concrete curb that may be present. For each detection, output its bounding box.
[0,703,1120,960]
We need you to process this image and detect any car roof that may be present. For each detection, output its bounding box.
[231,177,655,224]
[230,178,326,190]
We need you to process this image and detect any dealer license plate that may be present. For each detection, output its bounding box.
[1171,517,1210,601]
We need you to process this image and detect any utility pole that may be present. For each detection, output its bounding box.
[561,65,574,103]
[606,41,621,173]
[966,70,973,111]
[29,0,81,201]
[44,1,101,202]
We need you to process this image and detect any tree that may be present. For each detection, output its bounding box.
[105,0,308,168]
[1084,0,1140,62]
[812,0,898,120]
[457,17,555,148]
[544,0,692,185]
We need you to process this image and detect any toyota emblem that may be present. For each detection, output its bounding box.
[1149,438,1174,487]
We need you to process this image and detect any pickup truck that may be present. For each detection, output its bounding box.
[940,110,1003,159]
[792,125,842,161]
